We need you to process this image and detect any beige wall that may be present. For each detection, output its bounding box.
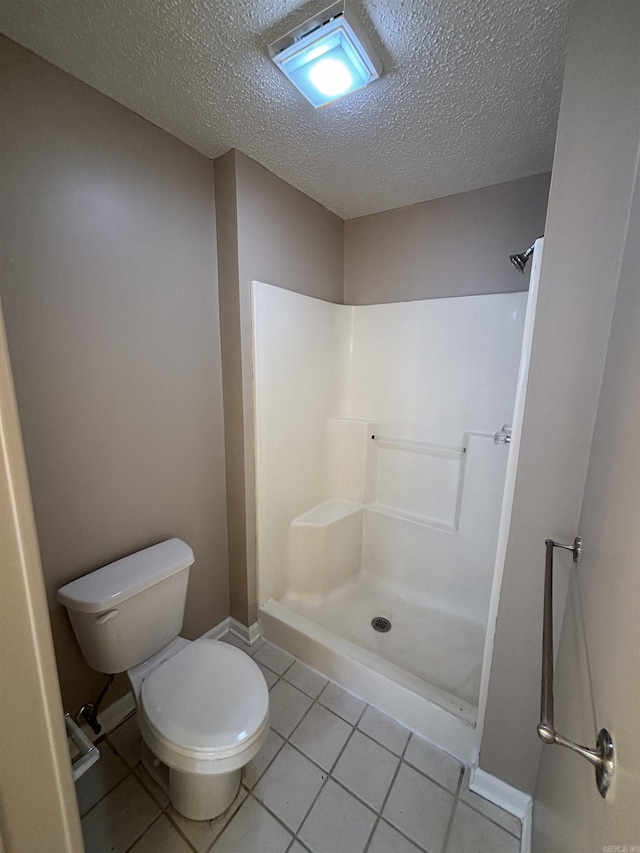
[214,150,344,625]
[344,173,551,304]
[479,0,640,794]
[532,121,640,853]
[0,37,229,713]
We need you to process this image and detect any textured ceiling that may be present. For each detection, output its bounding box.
[0,0,572,218]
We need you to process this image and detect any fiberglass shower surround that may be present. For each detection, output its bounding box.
[253,282,527,730]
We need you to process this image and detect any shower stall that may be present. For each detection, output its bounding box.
[253,278,534,761]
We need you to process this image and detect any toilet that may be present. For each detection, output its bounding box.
[57,538,269,820]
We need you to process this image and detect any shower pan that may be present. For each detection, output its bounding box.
[252,266,538,762]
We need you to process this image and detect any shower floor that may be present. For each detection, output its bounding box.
[279,572,485,716]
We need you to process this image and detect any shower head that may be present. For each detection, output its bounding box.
[510,237,542,273]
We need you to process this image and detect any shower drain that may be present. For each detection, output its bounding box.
[371,616,391,633]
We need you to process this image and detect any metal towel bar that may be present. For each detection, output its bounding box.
[538,537,614,797]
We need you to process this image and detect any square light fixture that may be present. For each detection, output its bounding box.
[268,1,382,108]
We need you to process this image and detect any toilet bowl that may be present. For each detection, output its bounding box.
[130,637,269,819]
[57,538,270,820]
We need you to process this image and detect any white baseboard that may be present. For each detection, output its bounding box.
[200,616,261,646]
[228,617,261,645]
[201,617,231,641]
[469,764,533,853]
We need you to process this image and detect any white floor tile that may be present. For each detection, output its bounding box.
[287,842,310,853]
[128,814,192,852]
[268,680,313,738]
[299,778,376,853]
[75,741,128,816]
[168,786,247,853]
[446,802,520,853]
[221,632,250,653]
[317,682,366,725]
[357,706,410,756]
[107,713,141,768]
[135,763,170,809]
[458,770,522,838]
[212,795,292,853]
[383,763,454,853]
[289,704,352,771]
[244,728,285,789]
[332,730,399,811]
[254,641,296,675]
[368,819,425,853]
[254,744,326,832]
[404,734,462,794]
[283,661,328,699]
[81,775,160,853]
[256,660,279,689]
[247,637,266,657]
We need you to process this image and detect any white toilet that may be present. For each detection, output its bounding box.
[57,538,269,820]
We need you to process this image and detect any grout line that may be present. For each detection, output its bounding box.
[134,765,169,812]
[108,636,503,853]
[362,758,400,853]
[78,768,133,820]
[441,765,465,853]
[163,809,200,853]
[117,780,161,853]
[123,812,166,853]
[458,797,523,841]
[458,767,522,840]
[240,791,302,847]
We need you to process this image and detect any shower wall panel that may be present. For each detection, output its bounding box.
[346,294,528,443]
[253,283,527,619]
[252,283,350,604]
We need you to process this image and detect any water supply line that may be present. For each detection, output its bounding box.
[76,673,115,735]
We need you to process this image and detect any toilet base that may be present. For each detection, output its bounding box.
[141,740,241,821]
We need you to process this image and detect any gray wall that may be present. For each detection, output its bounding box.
[0,37,229,713]
[344,173,551,303]
[532,116,640,853]
[479,0,640,794]
[214,150,344,625]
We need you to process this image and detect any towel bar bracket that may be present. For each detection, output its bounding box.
[538,537,614,798]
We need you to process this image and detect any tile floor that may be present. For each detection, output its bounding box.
[76,634,522,853]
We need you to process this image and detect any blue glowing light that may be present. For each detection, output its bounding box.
[271,12,380,108]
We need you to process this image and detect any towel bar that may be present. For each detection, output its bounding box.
[538,537,614,797]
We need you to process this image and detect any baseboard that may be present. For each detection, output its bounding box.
[469,764,533,853]
[228,617,261,645]
[201,617,231,641]
[200,616,261,646]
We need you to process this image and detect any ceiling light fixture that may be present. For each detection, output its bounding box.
[268,1,382,108]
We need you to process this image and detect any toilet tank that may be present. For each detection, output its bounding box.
[57,539,194,674]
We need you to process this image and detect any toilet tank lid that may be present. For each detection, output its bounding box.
[57,538,194,614]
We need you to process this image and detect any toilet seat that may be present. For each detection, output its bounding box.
[139,638,269,774]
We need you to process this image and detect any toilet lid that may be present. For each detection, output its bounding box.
[140,639,269,753]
